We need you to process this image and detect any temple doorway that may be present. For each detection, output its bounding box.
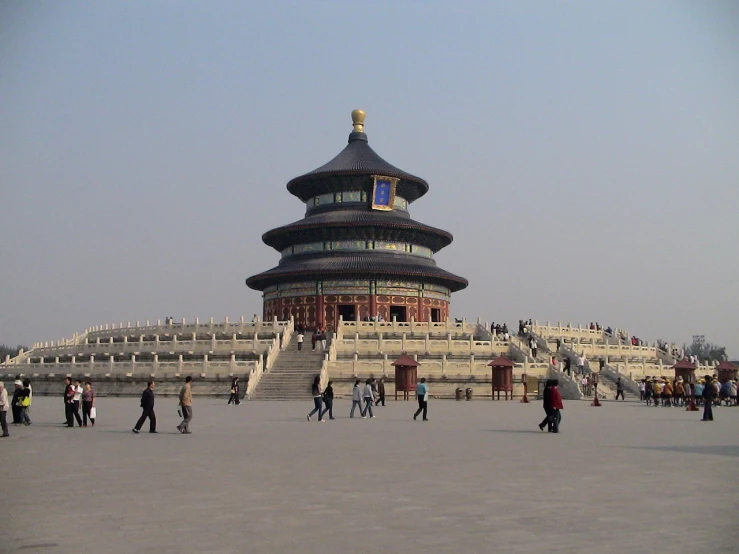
[389,305,407,322]
[338,304,356,322]
[431,308,441,322]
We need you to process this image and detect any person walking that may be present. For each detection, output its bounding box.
[701,375,715,421]
[0,382,9,437]
[132,380,156,434]
[615,378,625,401]
[81,382,95,426]
[413,378,429,421]
[297,332,304,351]
[550,379,564,433]
[362,379,375,418]
[350,379,364,418]
[375,377,386,406]
[307,375,325,422]
[18,383,32,426]
[539,380,554,431]
[227,377,241,405]
[563,357,572,376]
[177,376,194,434]
[63,377,76,427]
[323,380,335,420]
[577,354,586,375]
[11,380,23,425]
[311,332,318,351]
[320,332,327,351]
[70,379,83,427]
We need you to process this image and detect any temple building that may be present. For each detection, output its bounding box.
[246,110,468,330]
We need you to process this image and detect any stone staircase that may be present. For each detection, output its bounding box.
[251,336,325,400]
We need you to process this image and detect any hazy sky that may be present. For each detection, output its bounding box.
[1,1,737,355]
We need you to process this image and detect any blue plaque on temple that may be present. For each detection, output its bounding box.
[371,175,397,211]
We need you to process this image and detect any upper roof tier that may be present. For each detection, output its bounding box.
[286,110,429,203]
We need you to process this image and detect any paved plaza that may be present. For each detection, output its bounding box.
[4,395,738,553]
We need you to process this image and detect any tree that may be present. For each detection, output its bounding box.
[0,344,29,360]
[683,337,727,364]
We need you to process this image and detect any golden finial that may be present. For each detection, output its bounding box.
[351,109,366,133]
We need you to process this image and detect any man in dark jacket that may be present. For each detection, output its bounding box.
[539,380,554,431]
[375,377,386,406]
[133,380,157,433]
[63,377,75,427]
[11,380,23,424]
[701,375,715,421]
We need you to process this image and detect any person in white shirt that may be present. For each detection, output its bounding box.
[70,379,83,427]
[297,333,304,351]
[577,355,586,374]
[0,382,9,437]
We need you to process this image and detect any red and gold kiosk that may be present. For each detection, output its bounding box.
[488,355,514,400]
[393,354,419,400]
[716,360,738,384]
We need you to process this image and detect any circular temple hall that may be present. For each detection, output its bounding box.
[246,110,468,330]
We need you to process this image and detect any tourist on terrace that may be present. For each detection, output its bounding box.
[701,375,716,421]
[177,376,194,434]
[0,382,8,437]
[375,377,386,406]
[362,379,375,418]
[81,381,95,426]
[322,380,335,420]
[307,375,325,422]
[350,379,364,418]
[228,377,241,406]
[132,380,156,434]
[297,332,304,351]
[413,378,428,421]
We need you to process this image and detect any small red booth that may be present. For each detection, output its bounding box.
[716,360,738,384]
[673,359,696,384]
[488,355,514,400]
[393,354,419,401]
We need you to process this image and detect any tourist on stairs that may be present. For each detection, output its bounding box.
[350,379,364,418]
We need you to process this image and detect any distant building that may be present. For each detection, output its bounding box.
[246,110,467,330]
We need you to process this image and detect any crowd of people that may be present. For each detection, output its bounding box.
[638,375,737,409]
[306,375,429,422]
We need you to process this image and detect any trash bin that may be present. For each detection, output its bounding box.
[465,388,473,401]
[455,388,463,401]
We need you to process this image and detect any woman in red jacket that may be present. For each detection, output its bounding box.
[550,379,564,433]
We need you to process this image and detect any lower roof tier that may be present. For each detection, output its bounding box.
[262,209,453,253]
[246,252,468,292]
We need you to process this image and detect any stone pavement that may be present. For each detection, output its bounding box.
[3,396,738,553]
